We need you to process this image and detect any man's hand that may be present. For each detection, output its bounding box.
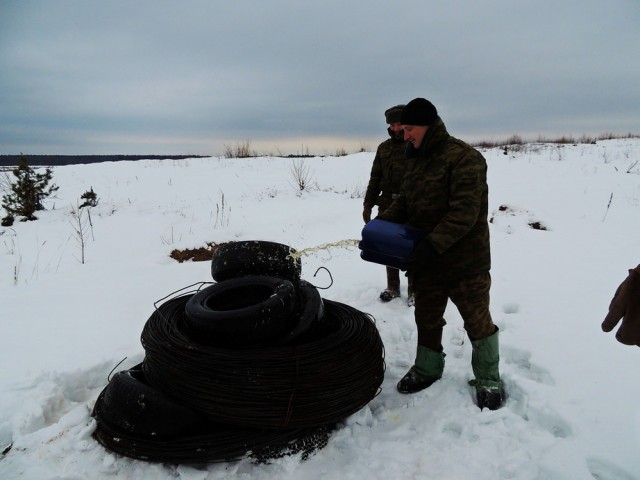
[362,205,373,224]
[602,265,640,346]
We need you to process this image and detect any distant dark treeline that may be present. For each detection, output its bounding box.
[0,154,208,167]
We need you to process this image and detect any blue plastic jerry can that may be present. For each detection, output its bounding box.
[359,218,422,270]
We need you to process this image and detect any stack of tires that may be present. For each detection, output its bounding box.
[92,241,385,464]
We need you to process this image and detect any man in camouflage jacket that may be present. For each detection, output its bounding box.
[377,97,504,410]
[363,105,414,304]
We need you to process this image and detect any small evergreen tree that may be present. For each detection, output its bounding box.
[1,154,59,221]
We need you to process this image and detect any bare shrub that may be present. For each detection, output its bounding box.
[290,159,315,192]
[334,147,348,157]
[555,135,576,144]
[213,190,230,228]
[350,182,365,199]
[69,203,91,264]
[578,134,596,144]
[223,140,256,158]
[223,144,235,158]
[474,133,639,150]
[506,135,524,145]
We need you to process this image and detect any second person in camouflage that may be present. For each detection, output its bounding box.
[363,105,414,304]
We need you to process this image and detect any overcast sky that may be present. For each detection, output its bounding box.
[1,0,639,156]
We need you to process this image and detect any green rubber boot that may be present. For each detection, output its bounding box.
[470,329,504,410]
[397,345,445,394]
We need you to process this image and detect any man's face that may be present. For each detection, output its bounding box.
[389,122,404,139]
[403,125,429,148]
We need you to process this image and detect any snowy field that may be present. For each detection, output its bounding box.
[1,138,639,479]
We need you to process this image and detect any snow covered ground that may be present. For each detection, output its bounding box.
[1,138,639,479]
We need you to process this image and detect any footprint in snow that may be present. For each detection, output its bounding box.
[586,457,637,480]
[505,380,572,439]
[502,346,555,386]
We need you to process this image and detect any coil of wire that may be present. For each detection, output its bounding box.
[140,292,385,430]
[93,389,332,463]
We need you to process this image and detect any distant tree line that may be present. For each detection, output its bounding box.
[0,154,208,167]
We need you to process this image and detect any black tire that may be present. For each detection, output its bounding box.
[276,279,324,345]
[184,275,297,346]
[211,241,302,282]
[96,364,209,439]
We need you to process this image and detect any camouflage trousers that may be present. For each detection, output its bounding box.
[410,271,496,350]
[386,266,414,295]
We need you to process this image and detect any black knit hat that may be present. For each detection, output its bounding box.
[384,105,404,124]
[401,98,438,126]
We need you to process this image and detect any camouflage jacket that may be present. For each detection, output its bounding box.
[363,134,408,213]
[378,118,491,280]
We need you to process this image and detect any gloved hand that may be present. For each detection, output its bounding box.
[362,205,372,224]
[402,238,438,272]
[601,265,640,347]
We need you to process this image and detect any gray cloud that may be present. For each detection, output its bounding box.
[1,0,639,155]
